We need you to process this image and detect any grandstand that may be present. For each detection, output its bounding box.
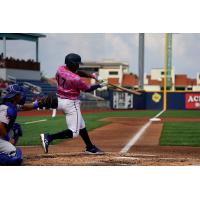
[0,33,45,81]
[0,33,58,101]
[16,79,57,101]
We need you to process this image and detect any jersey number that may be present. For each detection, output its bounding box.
[56,74,66,88]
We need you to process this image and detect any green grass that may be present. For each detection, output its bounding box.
[162,110,200,118]
[160,122,200,146]
[160,111,200,147]
[16,110,159,146]
[17,116,66,145]
[16,110,200,147]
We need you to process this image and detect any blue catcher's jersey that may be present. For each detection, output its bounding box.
[0,102,17,139]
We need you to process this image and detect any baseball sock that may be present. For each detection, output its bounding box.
[79,128,93,148]
[48,129,73,143]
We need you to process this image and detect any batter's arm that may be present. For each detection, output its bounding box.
[84,81,107,92]
[85,84,101,92]
[76,70,96,79]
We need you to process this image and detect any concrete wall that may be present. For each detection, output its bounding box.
[143,85,161,91]
[81,100,110,110]
[0,69,6,80]
[99,68,121,80]
[144,74,148,85]
[151,68,164,80]
[171,68,175,85]
[193,86,200,91]
[6,69,41,80]
[99,65,128,84]
[151,68,175,83]
[197,73,200,85]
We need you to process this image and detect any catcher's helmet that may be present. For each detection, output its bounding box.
[65,53,83,69]
[3,84,27,105]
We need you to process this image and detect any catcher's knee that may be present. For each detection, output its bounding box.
[0,148,23,166]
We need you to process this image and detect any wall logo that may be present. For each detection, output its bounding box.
[152,93,161,103]
[185,93,200,109]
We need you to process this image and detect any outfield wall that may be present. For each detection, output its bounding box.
[81,100,110,110]
[110,90,200,110]
[141,91,200,110]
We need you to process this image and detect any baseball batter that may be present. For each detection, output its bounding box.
[40,53,106,154]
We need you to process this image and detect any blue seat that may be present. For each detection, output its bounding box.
[17,79,57,101]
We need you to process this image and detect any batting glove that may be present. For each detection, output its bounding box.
[99,80,108,88]
[92,73,104,83]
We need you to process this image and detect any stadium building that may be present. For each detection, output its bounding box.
[144,68,200,91]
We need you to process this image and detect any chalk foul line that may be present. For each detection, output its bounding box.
[120,110,164,154]
[22,119,47,125]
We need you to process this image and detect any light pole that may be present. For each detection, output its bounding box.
[138,33,145,90]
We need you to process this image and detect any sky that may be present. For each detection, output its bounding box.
[1,33,200,78]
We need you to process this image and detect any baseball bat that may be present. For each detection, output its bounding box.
[107,83,142,95]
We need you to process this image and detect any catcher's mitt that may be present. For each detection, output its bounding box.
[37,94,58,109]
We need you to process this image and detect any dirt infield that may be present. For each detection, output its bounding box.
[21,116,200,166]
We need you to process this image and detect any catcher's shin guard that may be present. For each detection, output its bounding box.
[0,148,23,166]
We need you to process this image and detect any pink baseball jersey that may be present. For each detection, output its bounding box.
[56,65,90,100]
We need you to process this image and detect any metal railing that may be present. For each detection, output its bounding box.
[7,75,16,83]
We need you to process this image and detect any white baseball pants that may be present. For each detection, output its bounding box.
[57,97,85,137]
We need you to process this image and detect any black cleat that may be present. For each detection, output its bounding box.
[85,145,104,155]
[40,133,49,153]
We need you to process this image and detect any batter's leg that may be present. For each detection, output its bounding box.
[79,114,104,154]
[40,129,73,153]
[40,100,81,153]
[79,127,93,148]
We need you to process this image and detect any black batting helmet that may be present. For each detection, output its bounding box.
[65,53,83,68]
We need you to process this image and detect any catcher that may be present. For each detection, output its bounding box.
[40,53,106,154]
[0,84,48,165]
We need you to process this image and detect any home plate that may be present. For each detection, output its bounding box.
[150,118,161,122]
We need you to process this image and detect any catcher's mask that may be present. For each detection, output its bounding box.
[65,53,83,72]
[3,84,26,105]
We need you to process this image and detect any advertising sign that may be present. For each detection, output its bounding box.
[185,93,200,109]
